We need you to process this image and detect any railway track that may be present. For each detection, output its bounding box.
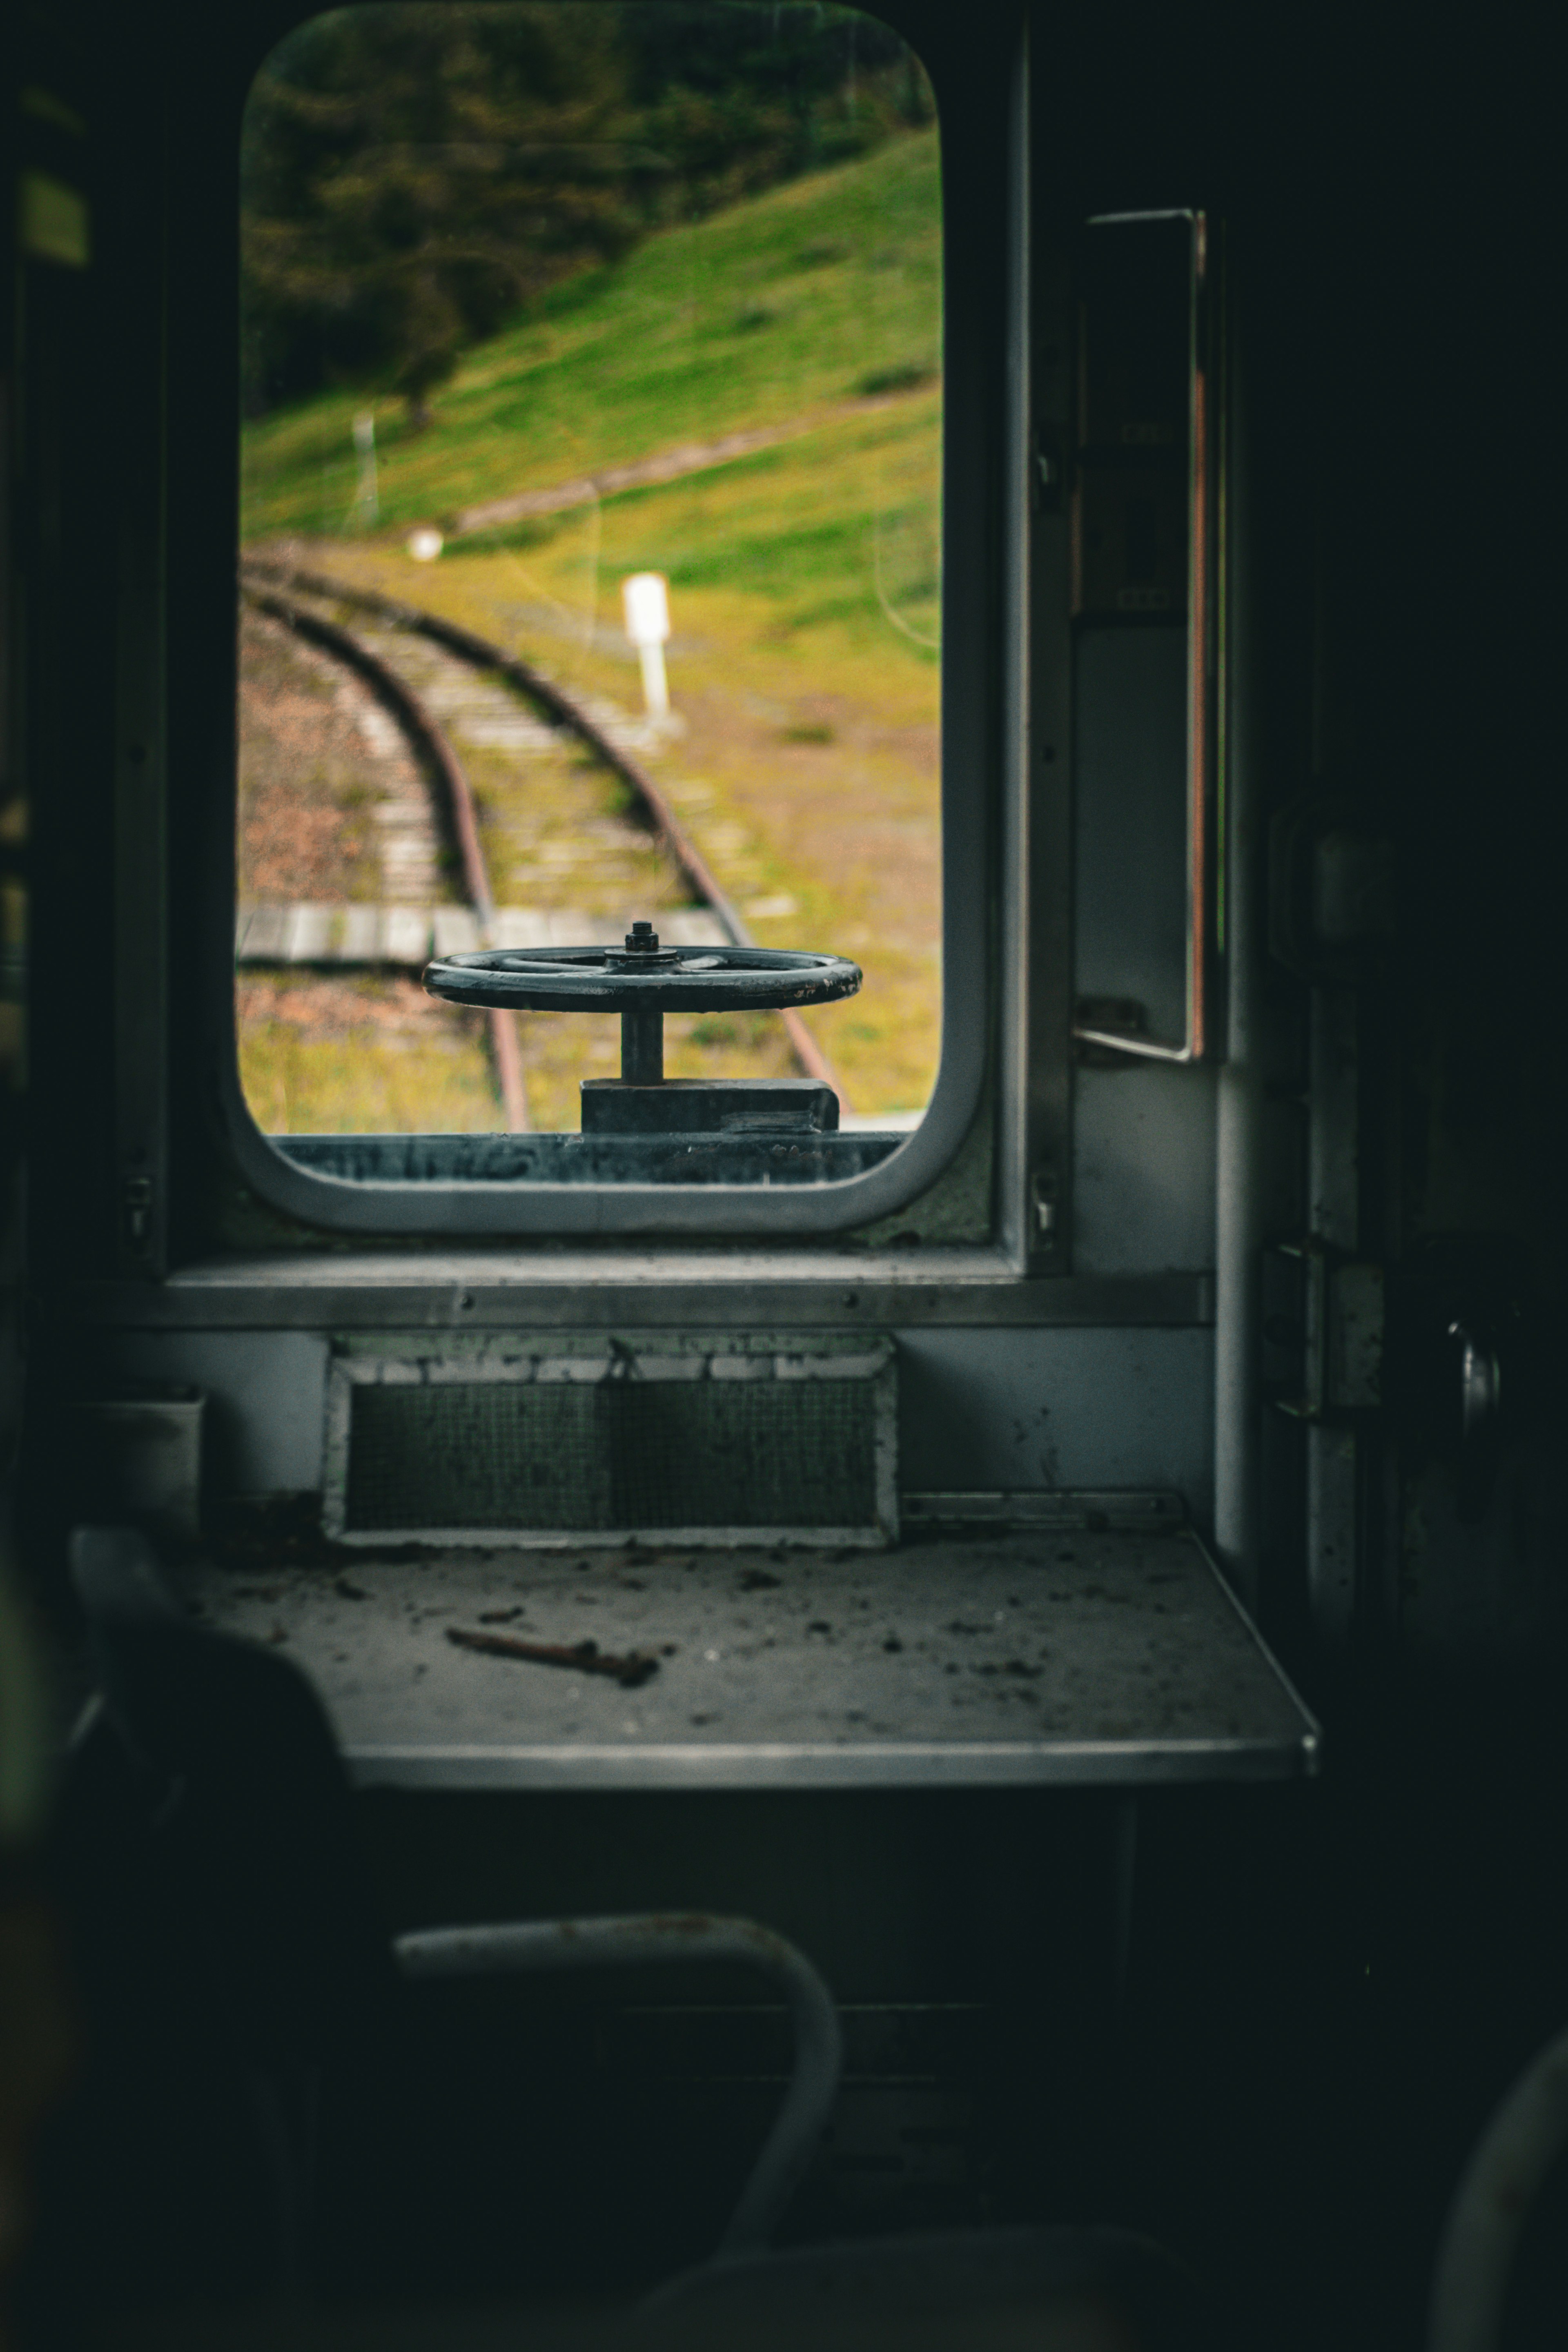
[241,582,532,1130]
[238,557,843,1134]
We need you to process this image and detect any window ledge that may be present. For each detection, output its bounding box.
[67,1255,1214,1331]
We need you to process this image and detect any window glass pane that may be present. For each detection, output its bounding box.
[236,1,941,1173]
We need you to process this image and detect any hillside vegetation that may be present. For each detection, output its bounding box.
[241,2,930,419]
[242,127,939,542]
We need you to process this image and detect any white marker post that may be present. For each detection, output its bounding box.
[621,572,671,717]
[351,410,379,527]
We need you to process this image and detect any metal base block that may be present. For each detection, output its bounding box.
[580,1079,839,1136]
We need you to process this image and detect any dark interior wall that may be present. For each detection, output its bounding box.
[1042,0,1566,1251]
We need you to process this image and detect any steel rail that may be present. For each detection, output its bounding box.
[239,555,846,1103]
[242,584,530,1132]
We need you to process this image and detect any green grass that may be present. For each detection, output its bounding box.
[238,995,500,1135]
[240,129,940,541]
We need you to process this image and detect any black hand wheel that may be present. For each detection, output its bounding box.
[424,920,862,1082]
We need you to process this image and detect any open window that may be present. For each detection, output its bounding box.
[227,0,985,1236]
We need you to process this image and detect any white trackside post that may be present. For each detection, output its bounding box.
[637,640,669,718]
[352,410,378,527]
[621,572,671,717]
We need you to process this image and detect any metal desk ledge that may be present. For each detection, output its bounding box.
[184,1525,1318,1792]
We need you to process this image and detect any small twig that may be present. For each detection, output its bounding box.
[446,1624,660,1690]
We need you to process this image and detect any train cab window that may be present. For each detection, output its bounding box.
[229,0,974,1236]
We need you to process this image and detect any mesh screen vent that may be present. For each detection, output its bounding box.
[323,1340,897,1547]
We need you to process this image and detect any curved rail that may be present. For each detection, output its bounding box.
[239,555,845,1102]
[241,583,530,1131]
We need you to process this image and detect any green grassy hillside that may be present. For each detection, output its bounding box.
[241,127,940,541]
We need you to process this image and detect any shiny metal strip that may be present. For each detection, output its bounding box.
[345,1734,1319,1792]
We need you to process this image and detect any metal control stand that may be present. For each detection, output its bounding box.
[425,920,862,1136]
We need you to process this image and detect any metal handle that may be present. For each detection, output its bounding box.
[394,1911,842,2257]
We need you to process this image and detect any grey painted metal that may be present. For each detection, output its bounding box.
[222,1039,980,1240]
[1427,2024,1568,2352]
[1004,44,1075,1275]
[92,1329,330,1495]
[67,1265,1215,1331]
[86,1326,1210,1510]
[1073,1062,1218,1276]
[896,1327,1214,1521]
[185,1528,1319,1792]
[86,1326,1213,1505]
[394,1913,842,2257]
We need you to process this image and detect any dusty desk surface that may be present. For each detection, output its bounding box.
[185,1528,1319,1790]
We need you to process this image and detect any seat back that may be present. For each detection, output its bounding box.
[69,1525,398,2055]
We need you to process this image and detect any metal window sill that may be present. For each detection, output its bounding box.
[66,1255,1214,1332]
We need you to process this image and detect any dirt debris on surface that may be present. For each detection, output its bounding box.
[187,1531,1314,1760]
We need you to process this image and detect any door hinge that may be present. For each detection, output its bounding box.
[1265,1239,1383,1422]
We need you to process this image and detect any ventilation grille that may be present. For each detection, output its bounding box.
[323,1341,897,1547]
